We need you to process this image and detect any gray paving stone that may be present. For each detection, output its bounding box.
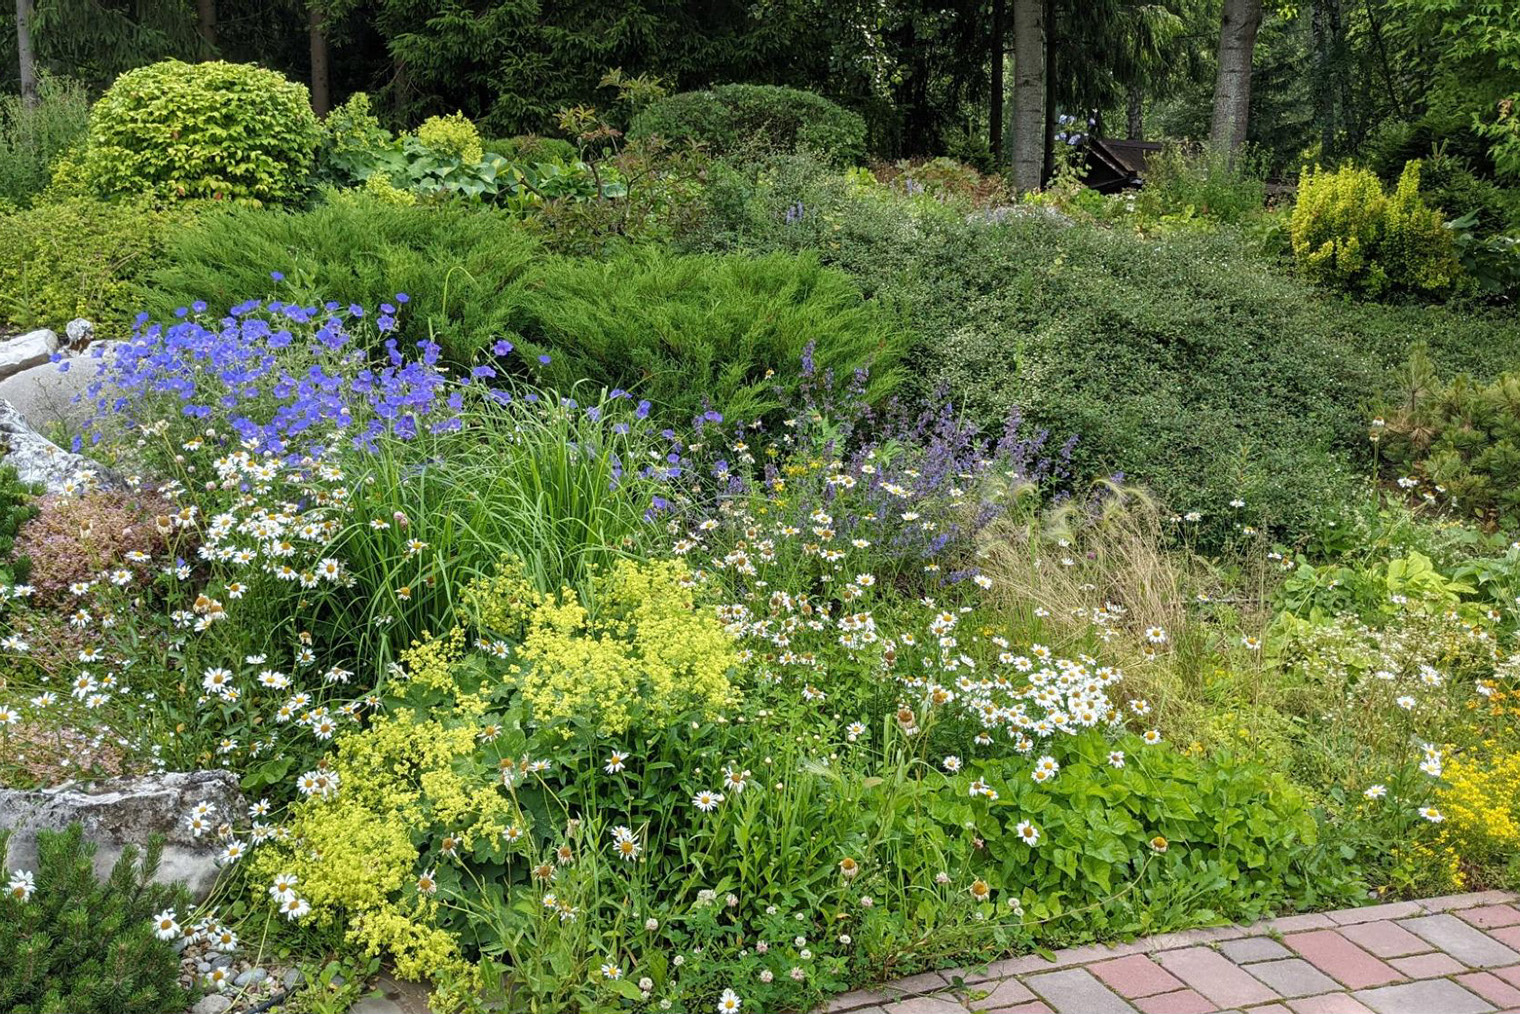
[1417,892,1517,913]
[1024,968,1137,1013]
[969,978,1037,1009]
[1219,937,1294,963]
[1397,914,1520,968]
[1352,978,1496,1014]
[1243,958,1340,998]
[824,988,894,1011]
[888,972,951,996]
[888,996,964,1014]
[1326,902,1423,926]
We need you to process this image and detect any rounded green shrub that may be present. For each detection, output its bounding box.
[414,112,484,164]
[630,84,866,164]
[76,59,320,205]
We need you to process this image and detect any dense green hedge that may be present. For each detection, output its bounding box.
[630,84,866,165]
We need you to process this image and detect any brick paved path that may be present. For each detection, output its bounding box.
[826,891,1520,1014]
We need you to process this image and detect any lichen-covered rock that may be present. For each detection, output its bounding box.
[0,328,59,381]
[65,318,94,348]
[0,398,120,493]
[0,770,244,899]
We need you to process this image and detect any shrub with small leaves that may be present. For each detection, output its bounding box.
[630,84,866,164]
[0,198,190,334]
[0,824,193,1014]
[414,113,485,164]
[74,59,320,205]
[1290,161,1461,297]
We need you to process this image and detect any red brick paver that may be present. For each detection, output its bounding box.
[849,891,1520,1014]
[1285,930,1404,989]
[1088,954,1186,998]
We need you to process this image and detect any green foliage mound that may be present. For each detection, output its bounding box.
[691,152,1520,542]
[142,196,540,358]
[0,825,192,1014]
[491,134,578,165]
[503,248,906,421]
[631,84,866,165]
[145,198,904,422]
[0,198,189,334]
[1291,162,1461,297]
[75,60,320,205]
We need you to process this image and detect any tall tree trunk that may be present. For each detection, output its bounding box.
[1010,0,1045,190]
[990,0,1006,166]
[1041,0,1057,185]
[16,0,37,110]
[1127,82,1143,139]
[1311,0,1342,157]
[1209,0,1262,151]
[308,4,330,117]
[196,0,218,55]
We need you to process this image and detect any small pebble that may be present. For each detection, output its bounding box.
[282,967,301,988]
[210,953,234,969]
[234,967,268,987]
[196,960,211,973]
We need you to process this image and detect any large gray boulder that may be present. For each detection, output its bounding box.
[0,328,59,381]
[0,341,119,436]
[0,398,120,493]
[0,770,245,900]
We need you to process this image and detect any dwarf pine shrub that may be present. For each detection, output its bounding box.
[0,824,192,1014]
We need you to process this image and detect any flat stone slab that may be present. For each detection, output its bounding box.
[0,770,244,899]
[0,328,58,381]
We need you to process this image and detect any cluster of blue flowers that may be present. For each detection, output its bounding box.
[78,288,474,459]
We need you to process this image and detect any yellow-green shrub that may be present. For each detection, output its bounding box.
[414,113,484,164]
[0,198,188,333]
[73,60,320,205]
[468,556,738,735]
[1290,161,1460,297]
